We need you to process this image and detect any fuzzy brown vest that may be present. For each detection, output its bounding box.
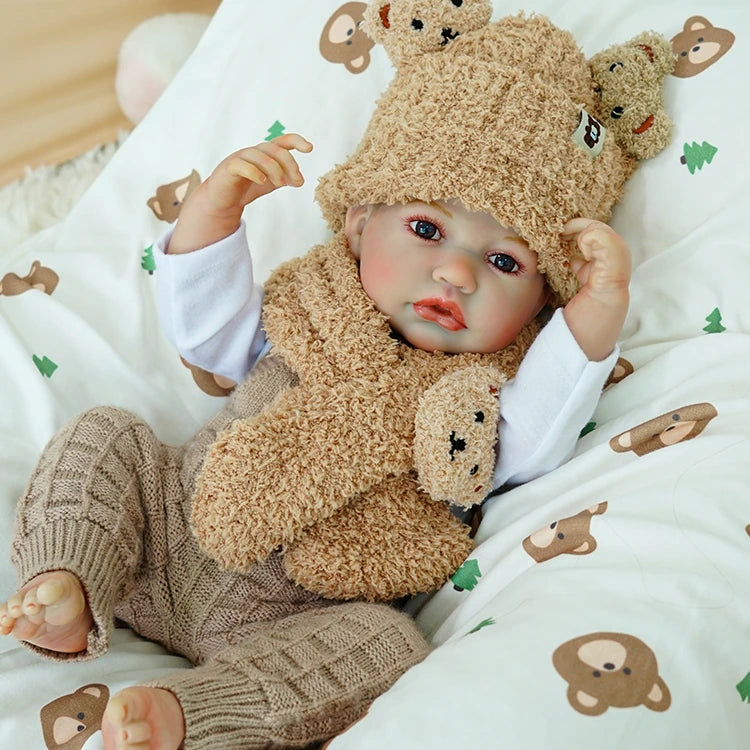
[191,234,538,601]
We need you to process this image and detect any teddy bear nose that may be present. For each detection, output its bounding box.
[441,27,459,44]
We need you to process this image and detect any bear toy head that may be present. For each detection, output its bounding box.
[363,0,492,64]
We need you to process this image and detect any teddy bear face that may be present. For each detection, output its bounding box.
[363,0,492,64]
[671,16,735,78]
[40,684,110,750]
[522,502,607,563]
[147,169,201,223]
[413,364,504,508]
[609,402,718,457]
[589,32,675,160]
[0,260,59,296]
[553,632,671,715]
[319,2,375,74]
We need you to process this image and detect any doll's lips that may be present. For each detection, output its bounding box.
[633,114,655,134]
[413,298,466,330]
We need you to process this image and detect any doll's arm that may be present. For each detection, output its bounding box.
[154,224,267,385]
[561,218,631,362]
[167,133,313,255]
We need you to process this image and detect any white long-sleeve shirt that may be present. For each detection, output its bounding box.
[154,225,618,491]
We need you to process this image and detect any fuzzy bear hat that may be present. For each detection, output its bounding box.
[316,0,674,305]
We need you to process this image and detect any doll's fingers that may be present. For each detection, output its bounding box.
[577,227,614,256]
[569,255,587,275]
[561,218,615,249]
[267,132,314,154]
[235,143,306,187]
[564,221,620,259]
[233,149,290,187]
[254,140,309,186]
[227,157,268,185]
[561,217,599,239]
[569,254,593,287]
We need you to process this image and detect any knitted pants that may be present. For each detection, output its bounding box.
[11,358,430,748]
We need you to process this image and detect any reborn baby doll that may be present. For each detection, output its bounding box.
[2,2,674,748]
[190,6,675,601]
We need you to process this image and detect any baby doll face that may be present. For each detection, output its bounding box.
[345,199,548,353]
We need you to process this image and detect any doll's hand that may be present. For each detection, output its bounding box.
[561,218,631,362]
[205,133,313,212]
[563,218,631,301]
[167,134,313,254]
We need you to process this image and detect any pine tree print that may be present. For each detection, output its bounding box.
[468,617,496,634]
[703,307,726,333]
[579,421,596,438]
[452,559,482,591]
[141,245,156,275]
[33,354,58,377]
[265,120,285,140]
[680,141,718,174]
[737,672,750,703]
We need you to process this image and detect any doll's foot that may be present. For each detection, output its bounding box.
[0,570,92,653]
[101,687,186,750]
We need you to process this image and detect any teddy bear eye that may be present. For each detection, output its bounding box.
[609,61,623,72]
[610,106,625,120]
[470,465,479,475]
[412,18,424,31]
[474,410,484,423]
[451,0,463,6]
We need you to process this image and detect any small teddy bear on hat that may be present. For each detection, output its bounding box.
[590,31,674,159]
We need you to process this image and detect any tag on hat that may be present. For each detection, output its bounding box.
[571,108,606,157]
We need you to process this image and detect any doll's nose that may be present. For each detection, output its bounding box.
[432,256,477,293]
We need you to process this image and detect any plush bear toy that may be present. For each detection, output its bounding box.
[191,1,675,603]
[590,31,675,159]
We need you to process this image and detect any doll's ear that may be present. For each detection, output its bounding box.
[344,204,374,259]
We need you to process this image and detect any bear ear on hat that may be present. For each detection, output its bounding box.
[362,0,492,65]
[589,31,675,160]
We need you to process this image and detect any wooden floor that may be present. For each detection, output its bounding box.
[0,0,220,186]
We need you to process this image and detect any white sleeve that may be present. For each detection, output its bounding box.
[491,308,619,490]
[153,222,268,384]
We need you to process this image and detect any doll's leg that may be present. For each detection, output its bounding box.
[5,405,184,660]
[102,602,430,750]
[4,355,308,662]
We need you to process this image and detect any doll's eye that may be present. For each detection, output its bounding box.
[488,253,519,273]
[410,220,442,240]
